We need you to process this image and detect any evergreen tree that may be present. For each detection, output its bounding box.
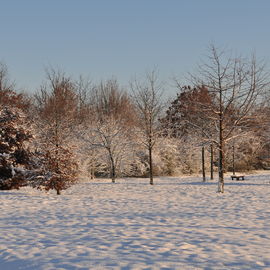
[0,106,33,189]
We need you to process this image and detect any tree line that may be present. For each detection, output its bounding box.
[1,45,269,194]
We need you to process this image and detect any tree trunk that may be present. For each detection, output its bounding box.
[111,164,116,183]
[108,149,116,183]
[218,146,224,193]
[218,116,224,193]
[210,144,214,180]
[217,77,225,193]
[202,146,206,182]
[56,189,61,195]
[90,168,95,180]
[149,147,153,185]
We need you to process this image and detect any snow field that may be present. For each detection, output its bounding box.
[0,174,270,269]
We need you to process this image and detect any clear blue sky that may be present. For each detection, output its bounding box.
[1,0,270,97]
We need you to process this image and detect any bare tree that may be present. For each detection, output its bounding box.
[130,70,164,185]
[75,75,93,123]
[0,62,30,111]
[0,62,15,93]
[77,115,135,182]
[75,79,138,182]
[190,45,269,192]
[91,78,137,126]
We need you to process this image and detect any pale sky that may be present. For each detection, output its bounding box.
[1,0,270,97]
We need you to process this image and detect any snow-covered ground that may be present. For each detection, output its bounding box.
[0,173,270,270]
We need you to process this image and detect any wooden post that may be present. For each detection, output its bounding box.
[149,146,154,185]
[202,146,206,182]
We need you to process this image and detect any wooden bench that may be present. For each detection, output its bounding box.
[231,175,245,181]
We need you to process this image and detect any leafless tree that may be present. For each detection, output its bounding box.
[0,62,30,111]
[75,75,93,123]
[130,70,164,185]
[75,78,138,182]
[0,62,15,93]
[77,115,135,182]
[91,78,137,126]
[190,45,269,192]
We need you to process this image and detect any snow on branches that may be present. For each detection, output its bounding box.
[0,106,32,189]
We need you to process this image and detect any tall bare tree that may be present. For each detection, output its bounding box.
[77,79,137,182]
[130,70,164,185]
[92,116,134,182]
[91,78,137,126]
[190,45,269,192]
